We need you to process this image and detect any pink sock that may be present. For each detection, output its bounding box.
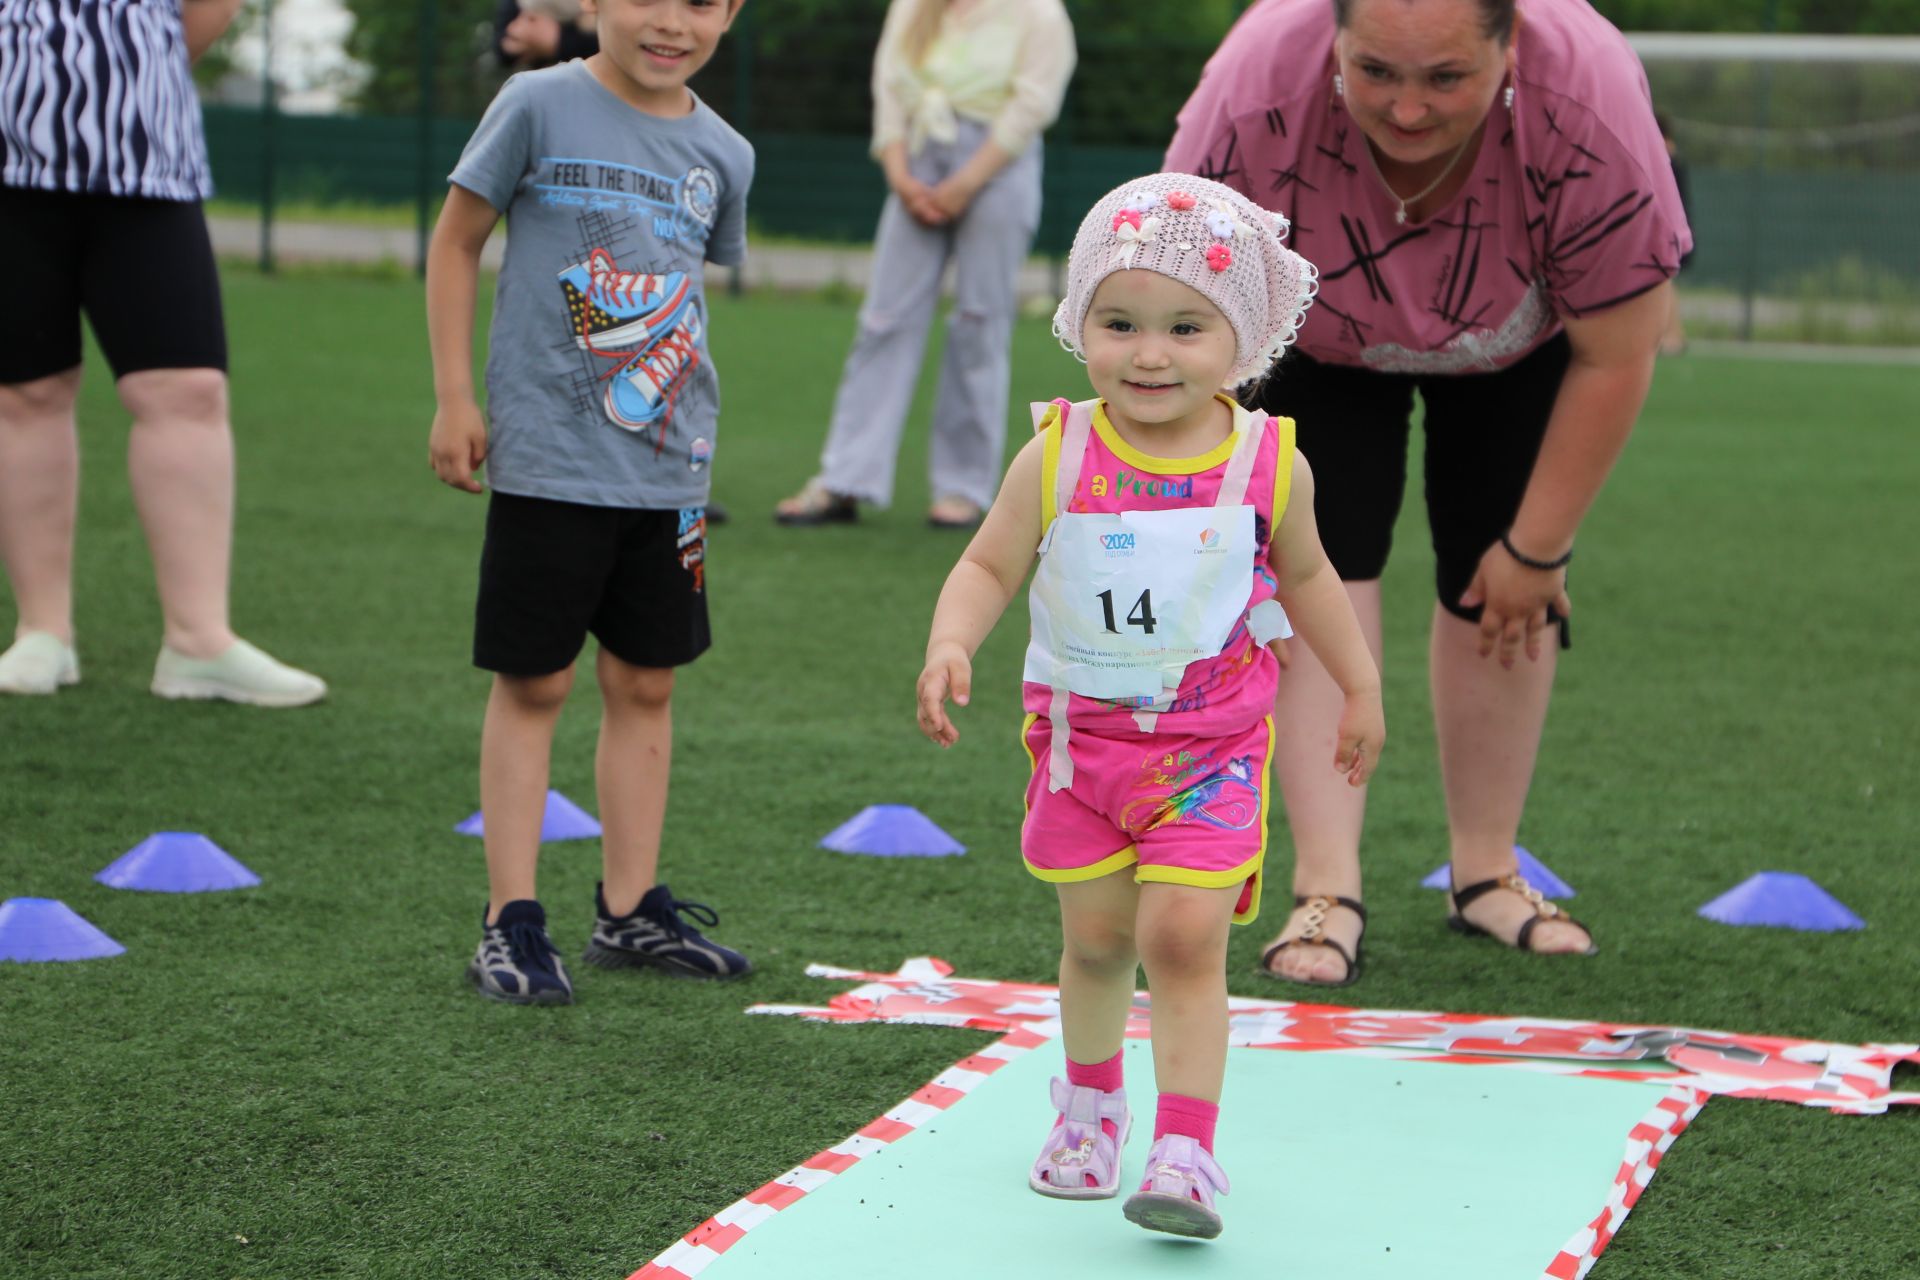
[1153,1092,1219,1153]
[1065,1050,1124,1094]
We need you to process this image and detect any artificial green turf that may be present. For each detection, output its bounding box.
[1,272,1915,1280]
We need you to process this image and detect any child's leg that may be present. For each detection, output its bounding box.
[1056,871,1142,1068]
[1121,882,1239,1236]
[1135,883,1239,1107]
[1031,870,1140,1198]
[480,666,574,920]
[594,647,674,917]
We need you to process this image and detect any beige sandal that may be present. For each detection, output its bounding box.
[927,496,983,529]
[774,481,857,526]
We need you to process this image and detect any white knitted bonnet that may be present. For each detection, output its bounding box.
[1052,172,1318,389]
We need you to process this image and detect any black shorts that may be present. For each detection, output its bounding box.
[0,186,227,383]
[1251,333,1573,623]
[474,493,711,676]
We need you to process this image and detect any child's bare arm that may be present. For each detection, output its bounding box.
[1269,449,1385,784]
[425,186,502,493]
[917,438,1046,746]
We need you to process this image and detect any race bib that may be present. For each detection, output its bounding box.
[1025,503,1256,702]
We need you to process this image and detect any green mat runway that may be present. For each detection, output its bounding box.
[648,1036,1680,1279]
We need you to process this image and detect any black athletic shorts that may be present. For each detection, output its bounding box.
[1250,333,1573,624]
[0,186,227,383]
[474,493,711,676]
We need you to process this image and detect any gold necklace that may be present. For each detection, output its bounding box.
[1365,133,1474,225]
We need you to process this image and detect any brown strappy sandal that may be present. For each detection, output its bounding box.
[1447,873,1598,955]
[1258,894,1367,988]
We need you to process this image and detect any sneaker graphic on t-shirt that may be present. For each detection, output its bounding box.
[558,250,693,350]
[605,304,703,434]
[557,247,702,440]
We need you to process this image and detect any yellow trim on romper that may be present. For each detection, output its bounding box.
[1130,715,1276,925]
[1037,403,1064,529]
[1031,844,1142,885]
[1092,396,1243,476]
[1018,712,1139,883]
[1269,413,1295,528]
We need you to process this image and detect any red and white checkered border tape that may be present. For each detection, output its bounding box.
[626,1025,1051,1280]
[1539,1083,1709,1280]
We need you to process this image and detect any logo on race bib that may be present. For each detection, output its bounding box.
[1194,526,1230,556]
[1100,532,1137,557]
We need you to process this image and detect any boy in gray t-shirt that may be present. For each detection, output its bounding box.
[426,0,752,1005]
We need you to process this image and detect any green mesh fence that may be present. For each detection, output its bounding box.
[201,106,1173,259]
[202,18,1920,342]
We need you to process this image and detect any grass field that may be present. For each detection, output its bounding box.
[2,270,1916,1280]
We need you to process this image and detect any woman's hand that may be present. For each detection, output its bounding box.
[895,175,951,227]
[926,174,981,221]
[500,10,562,62]
[1458,545,1571,668]
[916,642,972,747]
[1462,284,1666,667]
[882,143,950,227]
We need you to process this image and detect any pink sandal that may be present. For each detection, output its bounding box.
[1122,1135,1231,1238]
[1028,1077,1131,1199]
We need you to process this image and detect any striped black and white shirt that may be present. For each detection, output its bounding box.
[1,0,212,200]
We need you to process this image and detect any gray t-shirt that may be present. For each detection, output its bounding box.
[450,63,753,508]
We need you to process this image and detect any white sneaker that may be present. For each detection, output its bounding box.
[0,631,79,695]
[151,638,327,708]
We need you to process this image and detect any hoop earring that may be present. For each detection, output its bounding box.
[1503,83,1515,111]
[1333,72,1345,98]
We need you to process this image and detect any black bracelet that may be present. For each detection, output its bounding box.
[1500,532,1573,571]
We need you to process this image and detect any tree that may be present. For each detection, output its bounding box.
[342,0,499,116]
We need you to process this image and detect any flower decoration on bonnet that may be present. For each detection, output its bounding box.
[1109,187,1164,268]
[1052,172,1319,389]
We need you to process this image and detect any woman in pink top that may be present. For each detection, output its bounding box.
[1166,0,1689,984]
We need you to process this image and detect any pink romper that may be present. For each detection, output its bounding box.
[1020,397,1291,924]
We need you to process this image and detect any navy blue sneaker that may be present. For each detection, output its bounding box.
[582,883,752,979]
[468,900,574,1005]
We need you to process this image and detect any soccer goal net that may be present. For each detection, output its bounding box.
[1628,33,1920,345]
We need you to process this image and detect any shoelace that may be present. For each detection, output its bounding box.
[500,920,560,973]
[654,894,720,940]
[629,323,701,454]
